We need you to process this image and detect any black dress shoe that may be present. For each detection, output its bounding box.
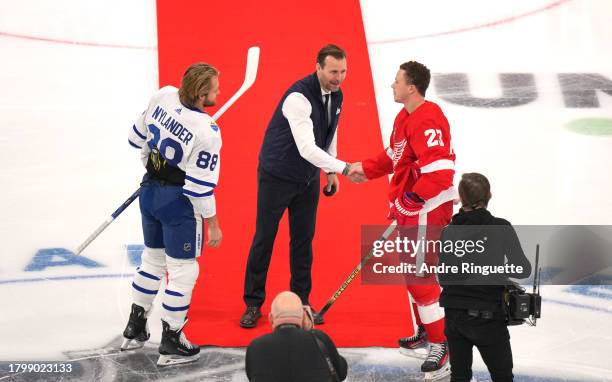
[239,306,262,328]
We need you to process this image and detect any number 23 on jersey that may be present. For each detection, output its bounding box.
[424,128,454,155]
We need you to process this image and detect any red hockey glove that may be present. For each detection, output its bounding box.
[389,192,425,220]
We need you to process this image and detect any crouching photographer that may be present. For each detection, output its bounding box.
[245,291,347,382]
[438,173,532,382]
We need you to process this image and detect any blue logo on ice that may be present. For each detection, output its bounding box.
[126,244,144,266]
[0,245,150,286]
[25,248,102,271]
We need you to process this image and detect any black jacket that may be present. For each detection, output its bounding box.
[439,208,532,312]
[245,325,348,382]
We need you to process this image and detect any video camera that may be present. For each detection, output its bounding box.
[504,245,542,326]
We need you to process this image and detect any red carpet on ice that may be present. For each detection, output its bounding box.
[156,0,414,346]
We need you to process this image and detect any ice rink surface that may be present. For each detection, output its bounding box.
[0,0,611,381]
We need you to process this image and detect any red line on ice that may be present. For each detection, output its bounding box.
[0,30,156,50]
[368,0,572,44]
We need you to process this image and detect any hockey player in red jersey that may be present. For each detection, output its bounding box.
[350,61,457,377]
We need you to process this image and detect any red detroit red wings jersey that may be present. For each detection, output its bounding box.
[363,101,456,212]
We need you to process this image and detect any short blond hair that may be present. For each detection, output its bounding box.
[178,62,218,108]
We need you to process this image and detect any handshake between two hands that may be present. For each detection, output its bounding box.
[346,162,367,184]
[324,162,367,195]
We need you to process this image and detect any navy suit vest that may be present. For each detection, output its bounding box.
[259,73,343,183]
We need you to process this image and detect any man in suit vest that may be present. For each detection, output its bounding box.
[241,44,354,328]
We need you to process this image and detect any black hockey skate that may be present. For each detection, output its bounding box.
[398,324,428,357]
[157,319,200,366]
[121,303,150,351]
[421,341,450,381]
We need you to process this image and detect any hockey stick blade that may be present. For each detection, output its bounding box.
[76,47,260,255]
[317,221,398,320]
[212,46,260,120]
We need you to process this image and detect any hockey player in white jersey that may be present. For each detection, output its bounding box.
[122,62,222,366]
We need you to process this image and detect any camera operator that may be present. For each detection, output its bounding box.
[245,291,347,382]
[439,173,531,382]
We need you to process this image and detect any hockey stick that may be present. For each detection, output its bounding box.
[317,220,398,321]
[75,46,260,255]
[211,46,260,120]
[75,189,142,255]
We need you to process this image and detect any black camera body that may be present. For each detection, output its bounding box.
[505,284,541,325]
[504,245,542,326]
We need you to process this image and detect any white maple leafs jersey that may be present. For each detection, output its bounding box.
[128,85,221,218]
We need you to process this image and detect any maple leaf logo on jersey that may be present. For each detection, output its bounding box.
[392,139,407,169]
[175,108,182,114]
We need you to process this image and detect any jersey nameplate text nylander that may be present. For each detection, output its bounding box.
[152,105,194,145]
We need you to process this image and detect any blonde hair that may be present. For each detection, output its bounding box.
[178,62,219,108]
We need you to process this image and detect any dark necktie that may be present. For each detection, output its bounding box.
[323,94,331,127]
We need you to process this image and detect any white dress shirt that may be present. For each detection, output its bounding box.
[281,88,345,174]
